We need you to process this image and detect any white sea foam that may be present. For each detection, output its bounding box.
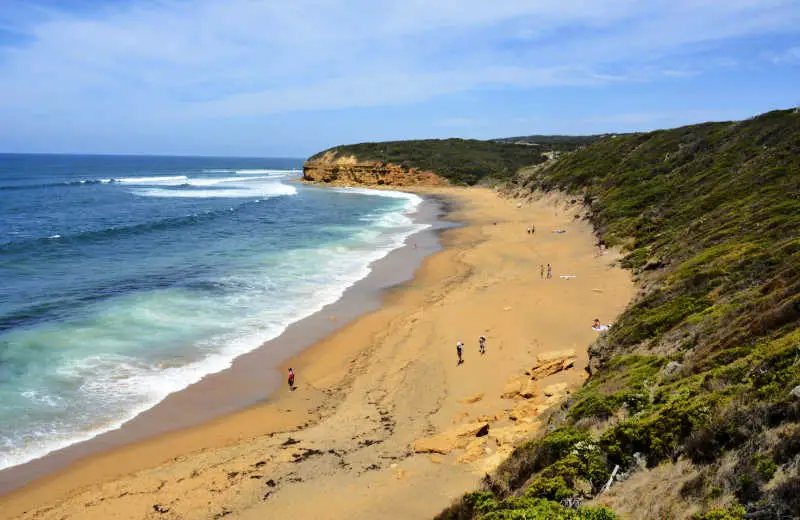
[110,175,189,185]
[235,169,301,176]
[0,187,429,472]
[331,186,423,206]
[134,181,298,199]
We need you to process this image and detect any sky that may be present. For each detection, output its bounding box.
[0,0,798,158]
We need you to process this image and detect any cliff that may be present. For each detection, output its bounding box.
[303,137,584,185]
[303,151,448,186]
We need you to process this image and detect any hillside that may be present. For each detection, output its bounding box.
[437,109,800,520]
[493,134,612,148]
[305,137,601,186]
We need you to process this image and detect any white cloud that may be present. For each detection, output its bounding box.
[0,0,797,132]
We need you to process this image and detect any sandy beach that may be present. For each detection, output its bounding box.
[0,186,634,520]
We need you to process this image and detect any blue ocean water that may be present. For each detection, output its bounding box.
[0,154,427,470]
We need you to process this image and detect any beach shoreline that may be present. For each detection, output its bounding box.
[0,191,451,496]
[0,186,635,520]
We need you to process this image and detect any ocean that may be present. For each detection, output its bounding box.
[0,154,428,471]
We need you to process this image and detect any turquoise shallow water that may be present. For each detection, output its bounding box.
[0,154,427,470]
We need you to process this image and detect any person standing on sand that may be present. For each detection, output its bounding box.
[456,341,464,365]
[547,264,552,279]
[479,336,486,355]
[288,368,295,391]
[540,264,545,279]
[531,224,535,235]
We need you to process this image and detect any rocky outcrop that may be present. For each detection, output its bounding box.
[303,152,448,186]
[526,349,576,380]
[412,422,490,454]
[500,376,540,400]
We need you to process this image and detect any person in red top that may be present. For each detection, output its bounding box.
[288,368,295,391]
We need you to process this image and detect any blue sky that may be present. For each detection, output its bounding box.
[0,0,797,157]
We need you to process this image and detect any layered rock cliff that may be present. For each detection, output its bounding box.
[303,151,448,186]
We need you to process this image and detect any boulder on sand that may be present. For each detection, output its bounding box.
[501,376,539,399]
[489,421,542,447]
[413,422,490,454]
[543,382,569,398]
[527,349,576,380]
[508,402,548,423]
[457,437,488,464]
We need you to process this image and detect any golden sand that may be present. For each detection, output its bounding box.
[0,187,634,519]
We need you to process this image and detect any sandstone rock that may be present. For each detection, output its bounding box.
[460,393,484,404]
[457,438,487,464]
[508,402,548,422]
[528,350,576,380]
[412,422,490,454]
[520,380,540,399]
[501,375,533,399]
[490,422,541,447]
[543,382,569,398]
[477,413,505,423]
[477,446,515,473]
[536,349,577,363]
[303,152,448,187]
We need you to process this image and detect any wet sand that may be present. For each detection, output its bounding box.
[0,187,634,519]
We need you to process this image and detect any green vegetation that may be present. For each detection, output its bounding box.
[441,492,619,519]
[306,137,599,185]
[437,109,800,519]
[493,134,614,147]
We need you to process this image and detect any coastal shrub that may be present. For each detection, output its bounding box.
[463,495,620,520]
[692,506,746,520]
[437,493,619,520]
[436,108,800,519]
[493,427,593,493]
[523,476,573,501]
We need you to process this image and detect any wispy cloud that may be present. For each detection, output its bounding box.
[0,0,797,153]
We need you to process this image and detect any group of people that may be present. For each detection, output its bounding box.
[456,336,486,365]
[286,215,611,389]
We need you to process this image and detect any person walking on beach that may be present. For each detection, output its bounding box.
[287,368,296,391]
[540,264,545,279]
[479,336,486,355]
[531,224,535,235]
[456,341,464,365]
[547,264,552,279]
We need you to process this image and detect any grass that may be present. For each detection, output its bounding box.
[436,108,800,519]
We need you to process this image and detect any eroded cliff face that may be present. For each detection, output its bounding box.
[303,152,448,186]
